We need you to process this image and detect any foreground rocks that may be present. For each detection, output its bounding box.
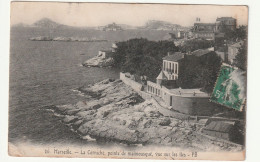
[46,79,243,151]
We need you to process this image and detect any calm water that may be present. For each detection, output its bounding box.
[9,27,121,145]
[9,27,170,145]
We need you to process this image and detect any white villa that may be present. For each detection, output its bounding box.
[156,52,184,84]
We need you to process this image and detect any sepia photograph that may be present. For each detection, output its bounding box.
[8,2,248,160]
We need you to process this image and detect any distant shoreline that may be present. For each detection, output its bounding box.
[29,36,108,42]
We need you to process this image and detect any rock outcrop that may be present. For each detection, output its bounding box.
[82,55,114,67]
[45,79,243,151]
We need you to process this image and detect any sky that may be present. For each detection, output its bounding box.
[11,2,248,27]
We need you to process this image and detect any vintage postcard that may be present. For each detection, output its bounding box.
[9,2,248,160]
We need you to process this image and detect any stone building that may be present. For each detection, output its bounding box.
[147,81,215,115]
[147,51,219,115]
[192,17,237,40]
[193,31,215,40]
[193,23,216,32]
[97,50,113,59]
[156,52,184,85]
[228,41,243,64]
[216,17,237,31]
[202,120,239,142]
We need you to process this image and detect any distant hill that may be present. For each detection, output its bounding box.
[141,20,185,31]
[97,23,138,30]
[13,18,190,31]
[97,23,124,31]
[32,18,65,28]
[12,23,30,28]
[118,24,138,30]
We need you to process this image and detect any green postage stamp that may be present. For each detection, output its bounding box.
[211,64,246,111]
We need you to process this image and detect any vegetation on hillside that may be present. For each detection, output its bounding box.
[112,38,224,93]
[223,25,247,42]
[112,38,179,81]
[177,52,222,93]
[234,41,247,71]
[222,25,247,71]
[215,25,247,50]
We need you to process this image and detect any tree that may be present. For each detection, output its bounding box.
[177,52,222,93]
[234,41,247,71]
[112,38,179,81]
[223,25,247,42]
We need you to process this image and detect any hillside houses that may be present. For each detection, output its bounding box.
[228,41,244,64]
[192,17,237,40]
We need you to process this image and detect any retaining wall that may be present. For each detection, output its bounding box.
[120,72,143,92]
[147,80,218,116]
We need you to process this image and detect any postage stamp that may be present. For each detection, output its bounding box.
[9,2,248,161]
[210,64,246,111]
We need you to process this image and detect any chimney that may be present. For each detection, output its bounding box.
[167,52,171,56]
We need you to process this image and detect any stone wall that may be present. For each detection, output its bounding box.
[171,96,217,115]
[120,72,143,92]
[147,80,218,116]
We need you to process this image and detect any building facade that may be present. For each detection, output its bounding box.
[202,121,239,142]
[192,17,237,40]
[147,81,217,115]
[216,17,237,32]
[228,41,243,64]
[98,50,113,59]
[147,51,219,115]
[194,31,215,40]
[156,52,184,84]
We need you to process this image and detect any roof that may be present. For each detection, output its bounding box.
[216,17,236,21]
[204,121,235,133]
[156,71,167,80]
[168,88,209,97]
[163,52,184,62]
[191,49,213,57]
[194,30,215,33]
[194,23,216,26]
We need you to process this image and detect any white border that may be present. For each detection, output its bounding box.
[1,0,260,162]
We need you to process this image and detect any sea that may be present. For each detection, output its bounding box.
[9,26,171,146]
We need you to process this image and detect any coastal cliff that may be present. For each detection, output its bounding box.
[46,79,242,151]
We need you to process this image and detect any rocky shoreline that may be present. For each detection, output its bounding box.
[46,79,243,151]
[82,56,114,67]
